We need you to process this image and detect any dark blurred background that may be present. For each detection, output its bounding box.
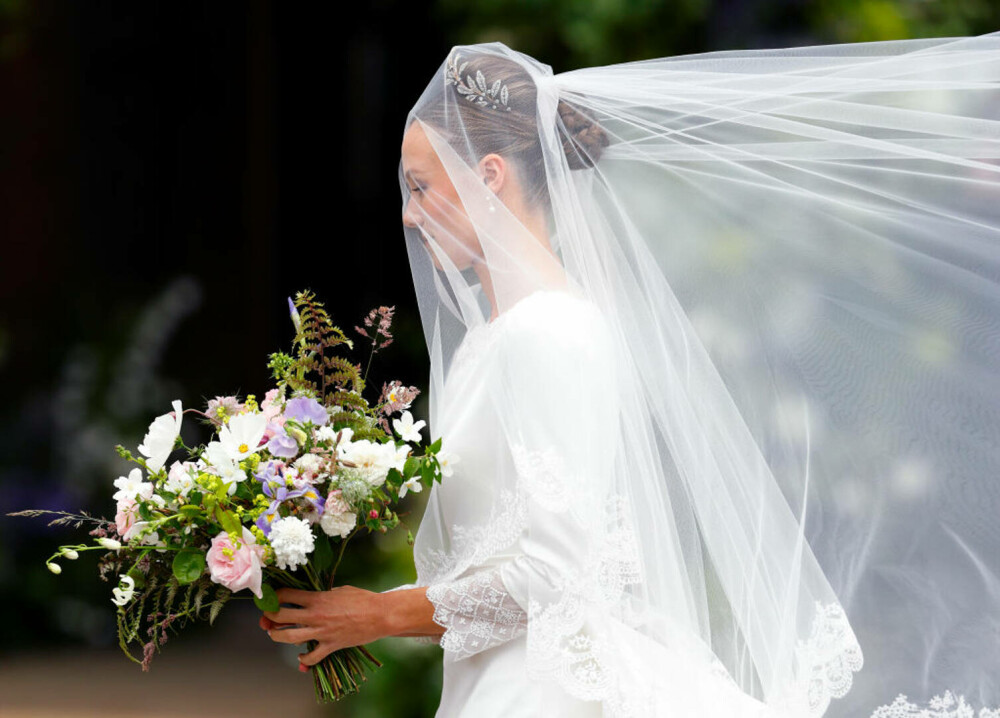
[1,2,996,716]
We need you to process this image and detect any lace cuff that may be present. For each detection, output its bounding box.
[426,567,528,659]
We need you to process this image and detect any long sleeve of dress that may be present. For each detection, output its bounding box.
[422,291,623,661]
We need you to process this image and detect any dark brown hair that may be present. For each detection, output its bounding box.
[413,50,609,209]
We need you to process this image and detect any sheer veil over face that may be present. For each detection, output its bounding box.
[399,36,1000,717]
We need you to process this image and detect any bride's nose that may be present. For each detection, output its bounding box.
[402,200,423,229]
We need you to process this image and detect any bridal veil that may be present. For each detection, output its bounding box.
[398,34,1000,717]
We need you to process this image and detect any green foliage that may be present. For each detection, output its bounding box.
[253,583,280,612]
[117,574,232,670]
[287,290,365,402]
[171,550,206,585]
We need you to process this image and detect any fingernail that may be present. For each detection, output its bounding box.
[298,662,308,672]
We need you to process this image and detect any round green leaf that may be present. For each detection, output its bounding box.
[253,583,280,612]
[172,550,206,585]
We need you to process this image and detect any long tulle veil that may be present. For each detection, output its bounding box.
[400,33,1000,717]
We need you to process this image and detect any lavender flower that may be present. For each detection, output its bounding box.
[284,396,329,426]
[267,424,299,459]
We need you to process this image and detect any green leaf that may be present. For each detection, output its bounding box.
[429,437,442,453]
[420,459,435,485]
[172,550,206,585]
[403,456,420,479]
[137,503,153,522]
[312,534,333,573]
[126,567,147,589]
[253,583,280,612]
[179,504,202,520]
[215,507,241,535]
[385,468,402,488]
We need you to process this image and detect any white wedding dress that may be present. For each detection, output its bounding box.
[395,38,1000,718]
[401,289,818,718]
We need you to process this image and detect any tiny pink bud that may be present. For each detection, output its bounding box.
[368,509,379,520]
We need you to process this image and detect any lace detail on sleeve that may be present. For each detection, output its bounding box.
[426,567,528,660]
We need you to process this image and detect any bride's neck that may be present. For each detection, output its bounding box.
[473,207,566,323]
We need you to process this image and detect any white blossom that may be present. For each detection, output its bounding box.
[337,440,399,488]
[113,467,154,503]
[111,575,136,607]
[97,538,122,551]
[268,516,315,571]
[204,441,246,492]
[320,492,357,539]
[392,410,426,443]
[46,562,61,574]
[437,448,460,478]
[138,400,183,473]
[399,476,423,499]
[217,412,267,462]
[60,548,79,560]
[294,453,324,480]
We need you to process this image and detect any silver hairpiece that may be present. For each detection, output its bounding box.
[444,52,512,112]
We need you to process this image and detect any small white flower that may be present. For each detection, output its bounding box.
[111,575,136,607]
[398,476,423,499]
[204,441,246,492]
[391,411,425,444]
[437,449,460,478]
[138,400,183,473]
[97,538,122,551]
[46,562,62,575]
[165,461,197,497]
[60,548,79,560]
[113,467,154,503]
[217,412,267,462]
[268,516,315,571]
[294,453,325,480]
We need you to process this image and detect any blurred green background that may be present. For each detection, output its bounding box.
[1,1,996,716]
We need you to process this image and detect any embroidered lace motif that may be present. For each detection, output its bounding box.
[871,692,1000,718]
[773,600,864,716]
[426,566,528,659]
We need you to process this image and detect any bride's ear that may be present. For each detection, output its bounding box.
[478,153,507,195]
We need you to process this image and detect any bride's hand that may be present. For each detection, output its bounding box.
[260,586,387,669]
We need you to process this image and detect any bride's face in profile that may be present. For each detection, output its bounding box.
[401,122,484,272]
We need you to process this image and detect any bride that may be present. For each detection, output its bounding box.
[261,38,1000,717]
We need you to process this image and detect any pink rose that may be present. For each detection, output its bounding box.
[206,527,266,599]
[115,498,138,538]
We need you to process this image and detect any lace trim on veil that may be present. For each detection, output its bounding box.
[871,692,1000,718]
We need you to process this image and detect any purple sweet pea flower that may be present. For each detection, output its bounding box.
[284,396,329,426]
[267,424,299,459]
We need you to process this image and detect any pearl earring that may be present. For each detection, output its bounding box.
[486,193,497,213]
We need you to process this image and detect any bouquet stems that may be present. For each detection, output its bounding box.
[298,546,382,702]
[311,644,383,702]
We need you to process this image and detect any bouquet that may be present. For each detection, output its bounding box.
[11,290,456,701]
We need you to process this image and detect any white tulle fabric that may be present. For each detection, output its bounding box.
[397,35,1000,718]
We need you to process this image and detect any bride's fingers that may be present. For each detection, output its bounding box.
[259,615,295,631]
[262,605,310,625]
[298,642,334,667]
[275,587,315,606]
[265,625,315,645]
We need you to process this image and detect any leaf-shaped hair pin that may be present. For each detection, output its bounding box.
[443,52,513,112]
